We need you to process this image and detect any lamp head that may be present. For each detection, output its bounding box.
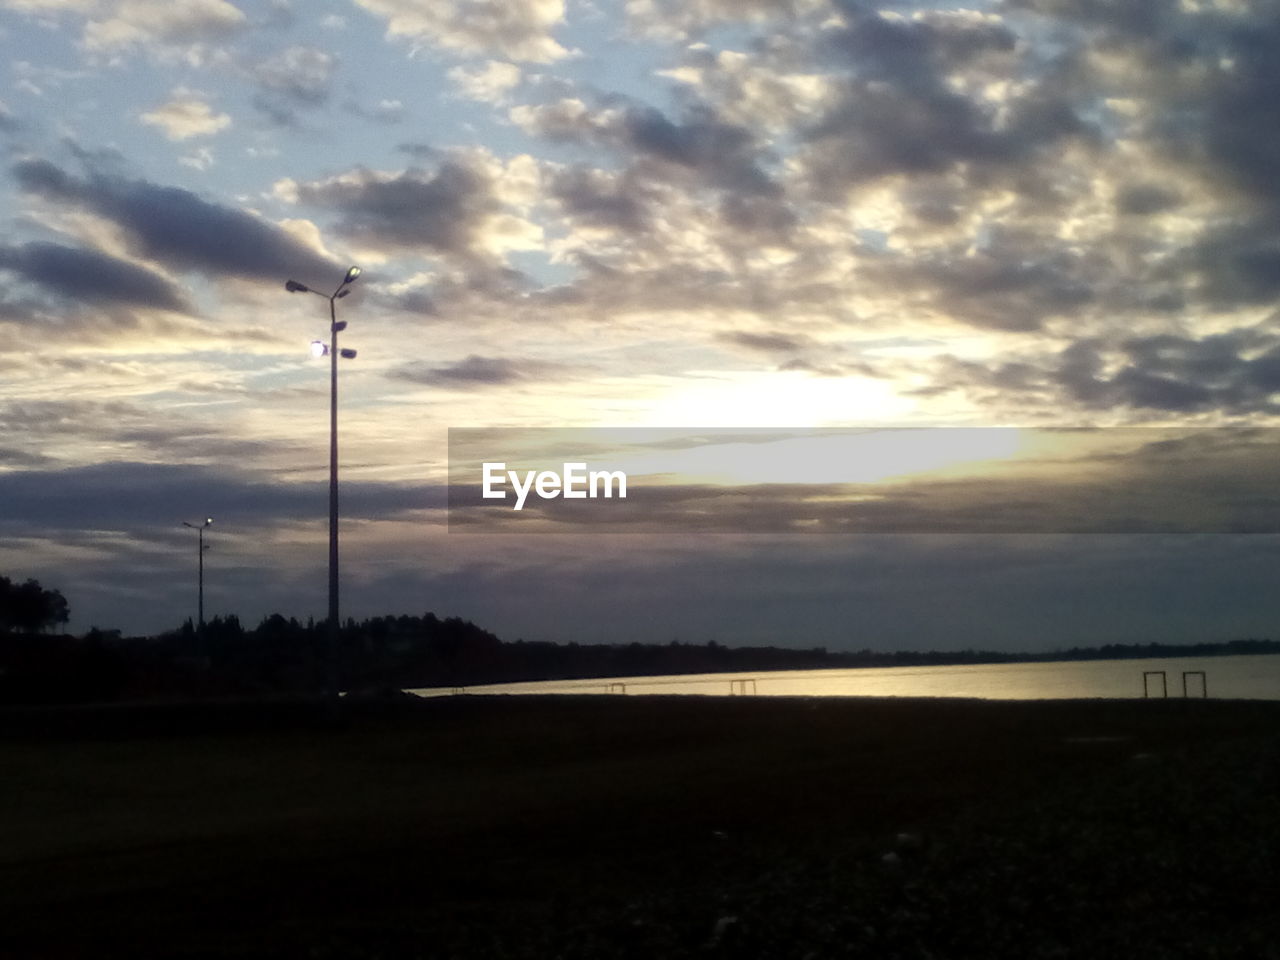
[343,266,362,285]
[285,279,310,293]
[310,340,329,358]
[340,348,358,359]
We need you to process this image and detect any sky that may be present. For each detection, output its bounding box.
[2,0,1280,650]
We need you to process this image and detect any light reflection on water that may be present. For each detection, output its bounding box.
[408,654,1280,701]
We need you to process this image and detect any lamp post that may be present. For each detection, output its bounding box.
[286,266,361,702]
[182,518,212,631]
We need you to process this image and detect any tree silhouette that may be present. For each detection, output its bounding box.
[0,575,69,634]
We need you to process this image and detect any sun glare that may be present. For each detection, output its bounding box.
[615,427,1027,487]
[647,371,915,428]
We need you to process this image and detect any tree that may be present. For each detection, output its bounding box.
[0,575,69,634]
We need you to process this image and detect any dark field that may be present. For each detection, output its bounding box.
[0,695,1277,959]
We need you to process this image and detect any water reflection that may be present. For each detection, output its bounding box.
[409,654,1280,701]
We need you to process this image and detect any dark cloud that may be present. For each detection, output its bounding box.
[717,193,796,239]
[865,243,1095,332]
[1115,183,1182,216]
[1064,332,1280,413]
[290,162,497,255]
[0,447,53,468]
[0,242,190,312]
[0,398,303,465]
[804,75,1087,192]
[521,96,779,197]
[1003,0,1280,312]
[547,165,652,234]
[924,326,1280,414]
[247,46,338,125]
[1190,220,1280,306]
[717,330,807,353]
[12,159,337,282]
[824,6,1018,83]
[389,355,552,388]
[0,461,441,534]
[1019,0,1280,209]
[617,102,778,194]
[250,94,302,128]
[529,255,850,324]
[802,8,1087,192]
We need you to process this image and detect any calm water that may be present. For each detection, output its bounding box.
[409,653,1280,701]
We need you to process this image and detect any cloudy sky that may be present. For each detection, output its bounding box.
[2,0,1280,649]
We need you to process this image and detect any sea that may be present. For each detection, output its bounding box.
[407,653,1280,701]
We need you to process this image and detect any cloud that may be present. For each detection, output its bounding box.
[13,158,339,282]
[389,355,558,388]
[625,0,825,40]
[1062,334,1280,414]
[248,46,337,106]
[448,60,522,104]
[139,88,231,140]
[179,146,216,170]
[0,241,191,311]
[658,47,836,132]
[83,0,246,61]
[546,164,653,235]
[800,9,1085,193]
[514,96,779,196]
[863,243,1096,332]
[352,0,570,63]
[283,160,511,259]
[920,325,1280,416]
[711,331,884,377]
[0,396,303,465]
[0,460,442,533]
[513,95,799,258]
[716,330,807,354]
[0,446,54,468]
[345,98,406,124]
[2,1,98,12]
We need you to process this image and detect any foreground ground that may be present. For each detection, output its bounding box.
[0,694,1276,958]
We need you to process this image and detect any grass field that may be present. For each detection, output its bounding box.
[0,694,1277,958]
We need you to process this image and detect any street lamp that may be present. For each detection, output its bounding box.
[285,265,361,702]
[181,518,213,630]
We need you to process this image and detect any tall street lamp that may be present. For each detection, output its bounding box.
[285,265,361,701]
[182,518,213,631]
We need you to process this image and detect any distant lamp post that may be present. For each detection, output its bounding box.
[285,265,361,701]
[181,518,213,630]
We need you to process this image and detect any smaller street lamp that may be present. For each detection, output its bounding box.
[182,517,213,630]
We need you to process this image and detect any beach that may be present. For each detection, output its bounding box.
[0,695,1276,958]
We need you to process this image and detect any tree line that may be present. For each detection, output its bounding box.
[2,571,1277,705]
